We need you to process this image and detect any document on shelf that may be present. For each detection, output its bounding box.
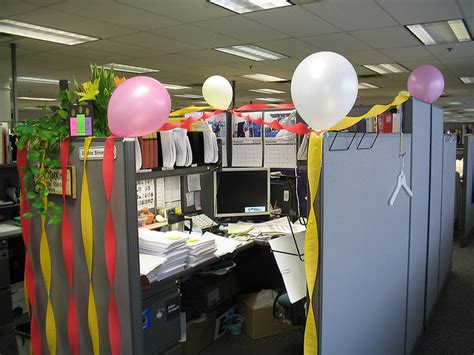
[164,176,181,203]
[268,231,306,303]
[187,174,201,192]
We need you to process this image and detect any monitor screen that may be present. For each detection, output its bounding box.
[214,168,270,217]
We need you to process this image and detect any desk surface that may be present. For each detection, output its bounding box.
[0,221,22,240]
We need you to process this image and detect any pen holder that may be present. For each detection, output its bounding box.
[225,314,244,335]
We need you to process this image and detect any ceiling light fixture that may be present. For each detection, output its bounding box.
[242,73,287,82]
[174,94,203,99]
[249,88,286,94]
[358,82,379,89]
[463,108,474,112]
[100,63,159,74]
[0,19,98,45]
[363,63,408,74]
[460,77,474,84]
[209,0,292,14]
[214,45,287,61]
[18,96,58,101]
[255,97,285,102]
[162,84,191,90]
[17,76,60,85]
[448,101,462,105]
[406,19,471,45]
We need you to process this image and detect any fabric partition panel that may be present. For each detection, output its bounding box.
[439,136,456,289]
[402,98,431,354]
[28,138,141,354]
[319,133,411,354]
[425,105,444,322]
[461,135,474,247]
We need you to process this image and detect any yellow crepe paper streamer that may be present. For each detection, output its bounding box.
[169,106,214,117]
[40,212,57,355]
[81,137,100,355]
[304,93,411,355]
[330,93,411,132]
[304,133,323,355]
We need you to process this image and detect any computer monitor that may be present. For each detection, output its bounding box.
[214,168,270,218]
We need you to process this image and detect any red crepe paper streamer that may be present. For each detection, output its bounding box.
[60,139,79,355]
[17,148,42,355]
[103,137,121,355]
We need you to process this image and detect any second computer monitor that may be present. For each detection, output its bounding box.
[214,168,270,218]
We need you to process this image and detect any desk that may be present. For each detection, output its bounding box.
[0,221,21,241]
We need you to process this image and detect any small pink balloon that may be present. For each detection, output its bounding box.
[407,65,444,103]
[108,76,171,137]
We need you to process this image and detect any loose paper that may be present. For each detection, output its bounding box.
[164,176,181,203]
[268,231,306,303]
[137,179,155,211]
[194,191,202,211]
[156,178,166,208]
[139,253,166,275]
[185,192,194,207]
[187,174,201,192]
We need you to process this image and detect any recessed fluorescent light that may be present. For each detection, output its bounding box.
[242,73,287,82]
[249,88,286,94]
[18,97,58,101]
[444,111,452,114]
[100,63,159,74]
[214,45,287,61]
[174,94,203,99]
[209,0,292,14]
[407,19,471,45]
[448,101,462,105]
[162,84,191,90]
[17,76,60,85]
[255,97,285,102]
[358,82,379,89]
[464,108,474,112]
[460,77,474,84]
[363,63,408,74]
[0,19,98,45]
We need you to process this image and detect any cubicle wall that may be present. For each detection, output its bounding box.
[319,133,412,354]
[402,98,431,353]
[29,138,142,354]
[461,135,474,247]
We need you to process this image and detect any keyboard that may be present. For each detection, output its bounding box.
[190,214,216,230]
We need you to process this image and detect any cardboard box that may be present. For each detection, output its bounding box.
[182,311,216,355]
[237,291,296,339]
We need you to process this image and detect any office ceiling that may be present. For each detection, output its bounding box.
[0,0,473,123]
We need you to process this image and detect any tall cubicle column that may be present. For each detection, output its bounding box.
[402,98,431,354]
[0,51,11,122]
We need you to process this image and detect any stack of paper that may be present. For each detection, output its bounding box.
[173,128,193,167]
[185,233,217,267]
[160,131,177,168]
[205,233,245,257]
[203,130,219,164]
[138,229,190,281]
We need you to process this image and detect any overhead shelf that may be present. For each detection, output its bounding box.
[136,164,220,180]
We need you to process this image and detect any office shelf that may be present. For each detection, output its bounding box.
[0,203,19,211]
[136,164,220,180]
[0,164,17,169]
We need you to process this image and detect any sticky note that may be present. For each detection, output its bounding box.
[85,117,92,135]
[70,117,78,136]
[77,114,86,135]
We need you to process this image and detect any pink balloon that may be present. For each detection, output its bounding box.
[407,65,444,104]
[108,76,171,137]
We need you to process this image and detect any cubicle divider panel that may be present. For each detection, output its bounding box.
[425,105,444,322]
[29,138,141,354]
[402,98,431,353]
[439,136,456,289]
[461,135,474,247]
[319,133,411,355]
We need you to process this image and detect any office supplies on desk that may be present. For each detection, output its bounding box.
[223,224,254,235]
[189,214,216,231]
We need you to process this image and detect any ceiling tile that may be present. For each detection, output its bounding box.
[11,8,135,38]
[344,49,392,64]
[301,33,371,52]
[350,26,420,49]
[254,38,318,57]
[426,42,474,59]
[181,49,256,66]
[10,38,65,53]
[458,0,474,17]
[24,0,65,5]
[151,24,243,49]
[398,58,445,70]
[51,0,180,31]
[381,45,434,61]
[375,0,463,25]
[304,0,398,31]
[0,1,40,17]
[193,15,288,42]
[76,39,158,58]
[115,0,233,22]
[112,32,200,54]
[125,54,204,71]
[0,43,33,59]
[438,57,474,75]
[245,6,339,37]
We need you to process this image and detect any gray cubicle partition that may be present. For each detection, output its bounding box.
[425,105,444,322]
[439,136,456,288]
[461,135,474,247]
[319,133,412,355]
[28,138,142,354]
[402,98,431,353]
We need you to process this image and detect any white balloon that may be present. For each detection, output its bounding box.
[202,75,233,110]
[291,52,358,131]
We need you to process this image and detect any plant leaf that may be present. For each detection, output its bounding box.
[22,212,34,219]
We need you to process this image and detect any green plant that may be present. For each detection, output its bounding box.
[75,63,117,137]
[14,90,74,224]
